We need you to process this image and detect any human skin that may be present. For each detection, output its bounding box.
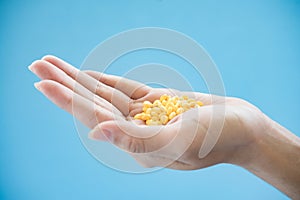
[29,55,300,199]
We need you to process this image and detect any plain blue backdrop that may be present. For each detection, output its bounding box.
[1,0,299,199]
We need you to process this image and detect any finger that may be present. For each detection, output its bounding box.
[42,55,150,99]
[29,60,121,116]
[89,118,200,169]
[85,70,213,106]
[42,55,79,79]
[89,121,177,153]
[34,80,121,129]
[42,55,132,116]
[84,70,150,99]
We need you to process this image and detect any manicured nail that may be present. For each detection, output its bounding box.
[34,82,41,91]
[28,64,33,72]
[88,131,107,141]
[89,128,112,141]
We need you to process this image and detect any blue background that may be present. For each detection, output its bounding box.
[1,0,299,199]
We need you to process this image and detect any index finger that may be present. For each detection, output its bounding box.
[84,70,151,99]
[35,80,123,129]
[42,55,133,116]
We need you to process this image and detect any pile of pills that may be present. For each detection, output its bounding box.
[134,94,203,125]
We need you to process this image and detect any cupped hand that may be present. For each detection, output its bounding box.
[29,55,270,170]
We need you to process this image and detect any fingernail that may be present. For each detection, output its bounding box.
[88,131,108,141]
[28,64,33,72]
[28,61,37,73]
[34,82,41,91]
[89,128,113,141]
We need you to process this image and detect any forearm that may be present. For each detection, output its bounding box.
[242,117,300,198]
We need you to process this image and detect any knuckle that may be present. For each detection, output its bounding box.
[95,84,105,97]
[61,93,73,111]
[92,109,102,123]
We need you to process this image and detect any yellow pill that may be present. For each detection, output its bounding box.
[182,103,188,108]
[175,102,181,107]
[197,101,204,106]
[149,121,161,126]
[152,107,161,113]
[161,100,167,106]
[174,105,179,111]
[171,96,179,102]
[182,95,189,100]
[135,95,204,126]
[153,100,159,104]
[158,112,165,118]
[167,107,173,115]
[160,115,169,124]
[134,113,143,119]
[166,102,175,108]
[169,112,176,120]
[152,116,159,121]
[141,114,151,120]
[144,108,151,114]
[143,101,152,108]
[169,98,174,103]
[153,100,162,106]
[150,111,157,116]
[189,102,196,107]
[176,107,184,114]
[159,105,167,113]
[160,94,169,102]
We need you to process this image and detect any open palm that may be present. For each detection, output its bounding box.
[30,55,267,170]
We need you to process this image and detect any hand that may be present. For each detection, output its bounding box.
[29,55,268,170]
[29,55,300,198]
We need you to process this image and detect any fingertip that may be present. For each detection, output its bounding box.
[28,64,33,72]
[33,80,51,92]
[42,54,57,61]
[100,120,160,139]
[88,131,109,141]
[89,124,112,141]
[95,121,131,140]
[34,81,41,91]
[28,60,53,76]
[28,60,41,73]
[33,80,59,95]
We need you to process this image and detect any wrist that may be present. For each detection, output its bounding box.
[225,108,272,167]
[233,115,300,198]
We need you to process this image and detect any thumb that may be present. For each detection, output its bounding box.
[89,120,176,154]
